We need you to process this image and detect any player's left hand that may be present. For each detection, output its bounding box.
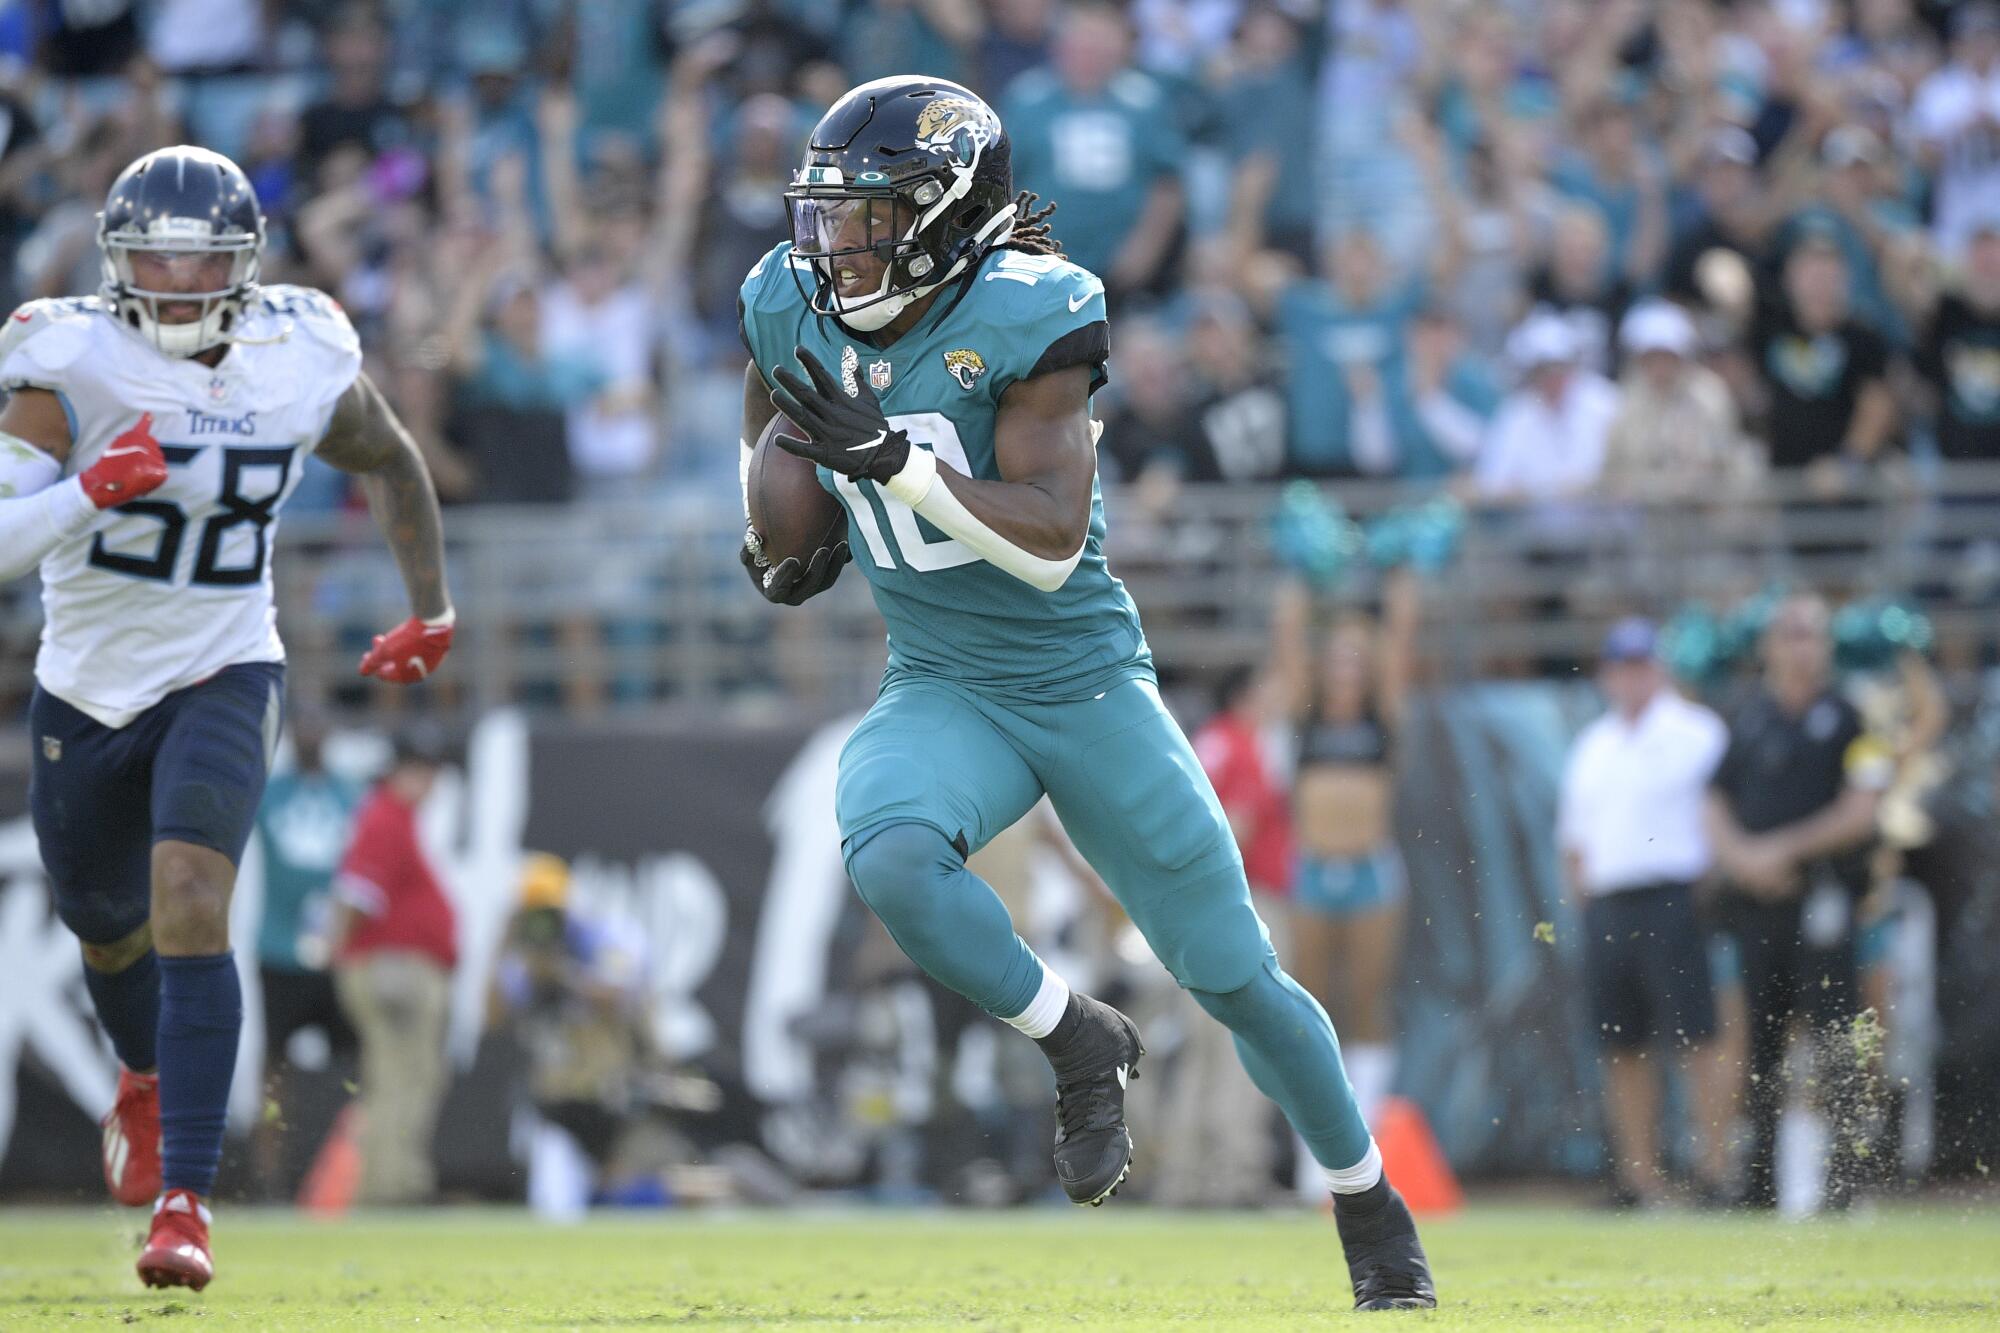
[768,345,912,484]
[741,527,850,605]
[358,613,454,683]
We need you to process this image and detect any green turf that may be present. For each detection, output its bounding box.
[1,1203,1996,1329]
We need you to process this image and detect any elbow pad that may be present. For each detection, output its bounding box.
[883,449,1085,593]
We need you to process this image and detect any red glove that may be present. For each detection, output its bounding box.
[80,412,169,509]
[358,613,454,683]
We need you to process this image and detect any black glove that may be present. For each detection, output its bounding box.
[740,525,851,606]
[768,345,912,484]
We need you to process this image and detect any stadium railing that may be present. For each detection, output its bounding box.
[0,462,1992,723]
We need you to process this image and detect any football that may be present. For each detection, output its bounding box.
[747,412,847,570]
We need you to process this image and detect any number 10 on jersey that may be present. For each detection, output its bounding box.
[833,412,979,573]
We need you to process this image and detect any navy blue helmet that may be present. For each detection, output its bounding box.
[97,146,265,357]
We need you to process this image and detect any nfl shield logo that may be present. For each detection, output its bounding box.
[41,736,59,762]
[869,360,892,391]
[207,376,228,402]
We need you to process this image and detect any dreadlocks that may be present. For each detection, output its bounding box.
[1000,191,1063,256]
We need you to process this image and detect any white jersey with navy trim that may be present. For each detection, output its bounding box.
[0,287,361,726]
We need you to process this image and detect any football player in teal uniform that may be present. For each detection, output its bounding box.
[738,77,1434,1310]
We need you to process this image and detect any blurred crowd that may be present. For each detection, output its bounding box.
[4,0,2000,522]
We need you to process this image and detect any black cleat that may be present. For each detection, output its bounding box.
[1335,1180,1438,1311]
[1039,994,1143,1206]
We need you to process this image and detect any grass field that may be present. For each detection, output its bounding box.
[2,1203,1997,1329]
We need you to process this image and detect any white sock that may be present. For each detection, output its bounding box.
[1776,1102,1826,1219]
[1001,959,1070,1039]
[1345,1043,1396,1127]
[1323,1137,1386,1195]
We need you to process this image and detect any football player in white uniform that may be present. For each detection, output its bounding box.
[0,146,453,1289]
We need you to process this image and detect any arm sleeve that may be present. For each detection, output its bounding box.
[0,433,96,580]
[883,446,1086,592]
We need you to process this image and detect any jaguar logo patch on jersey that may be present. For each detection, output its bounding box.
[943,348,986,391]
[840,344,860,397]
[869,360,892,391]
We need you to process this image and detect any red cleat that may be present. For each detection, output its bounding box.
[137,1190,213,1291]
[101,1067,160,1207]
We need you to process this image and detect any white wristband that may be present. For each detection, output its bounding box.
[882,445,937,506]
[423,607,456,629]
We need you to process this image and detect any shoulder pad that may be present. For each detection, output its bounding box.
[248,285,359,351]
[966,250,1108,393]
[740,244,807,315]
[0,297,103,386]
[976,251,1106,325]
[739,243,811,366]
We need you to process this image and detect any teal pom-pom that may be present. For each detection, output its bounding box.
[1270,482,1359,590]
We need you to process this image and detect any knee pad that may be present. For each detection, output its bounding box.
[1136,864,1270,994]
[53,885,152,954]
[843,821,959,928]
[1187,951,1317,1031]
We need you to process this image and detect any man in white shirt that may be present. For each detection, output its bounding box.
[1476,310,1620,505]
[1912,2,2000,263]
[1558,618,1728,1206]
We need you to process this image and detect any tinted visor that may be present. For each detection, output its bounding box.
[120,249,243,296]
[788,192,915,262]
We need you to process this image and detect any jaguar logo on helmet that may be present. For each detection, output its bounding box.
[943,348,987,391]
[914,97,992,164]
[784,77,1015,335]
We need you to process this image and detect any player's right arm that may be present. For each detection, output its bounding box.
[737,246,849,606]
[769,348,1094,591]
[315,370,455,680]
[740,359,777,516]
[0,386,168,581]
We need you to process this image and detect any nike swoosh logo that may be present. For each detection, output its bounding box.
[1115,1063,1129,1090]
[847,430,887,453]
[1069,291,1092,312]
[101,444,151,458]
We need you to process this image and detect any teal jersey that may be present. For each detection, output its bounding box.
[739,242,1152,701]
[254,771,365,970]
[999,69,1185,280]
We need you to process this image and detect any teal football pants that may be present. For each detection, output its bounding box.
[838,673,1373,1174]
